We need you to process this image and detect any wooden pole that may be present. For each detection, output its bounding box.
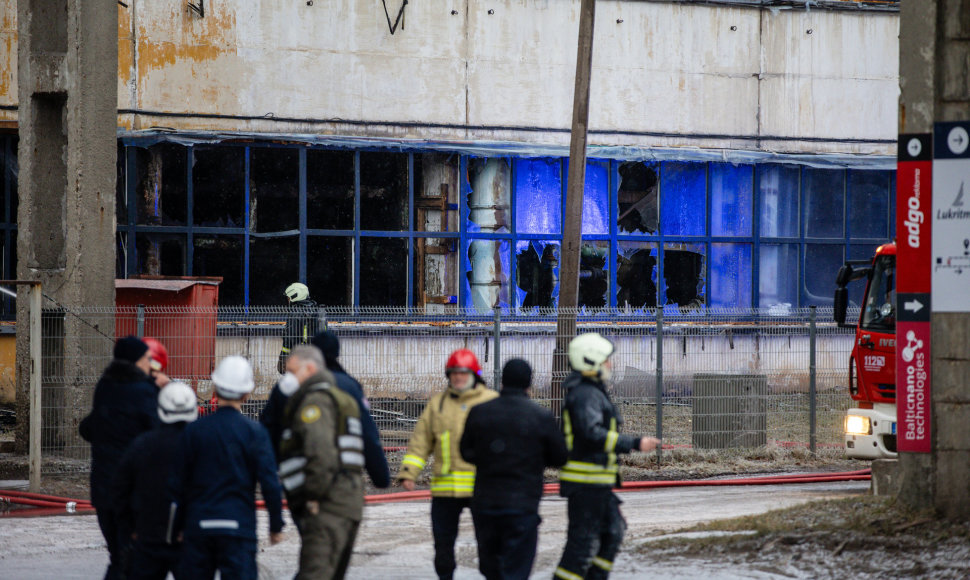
[553,0,596,416]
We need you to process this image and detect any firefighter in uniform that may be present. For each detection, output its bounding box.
[278,344,365,580]
[396,349,498,580]
[278,282,319,373]
[167,356,285,580]
[553,333,660,580]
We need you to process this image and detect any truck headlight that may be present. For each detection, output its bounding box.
[845,415,871,435]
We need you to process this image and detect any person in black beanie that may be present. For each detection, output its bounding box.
[260,331,390,488]
[459,359,568,580]
[80,336,160,580]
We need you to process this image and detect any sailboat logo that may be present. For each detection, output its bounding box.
[955,182,965,207]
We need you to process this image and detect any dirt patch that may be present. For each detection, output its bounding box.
[635,496,970,579]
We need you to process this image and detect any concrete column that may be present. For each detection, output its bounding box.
[898,0,970,518]
[14,0,116,452]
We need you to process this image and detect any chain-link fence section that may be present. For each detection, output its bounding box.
[30,305,857,474]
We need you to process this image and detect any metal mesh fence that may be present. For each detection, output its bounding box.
[29,304,857,474]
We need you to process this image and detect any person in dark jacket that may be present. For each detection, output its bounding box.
[278,282,320,373]
[79,336,160,580]
[261,330,390,488]
[460,359,568,580]
[553,333,660,580]
[113,382,198,580]
[168,356,284,580]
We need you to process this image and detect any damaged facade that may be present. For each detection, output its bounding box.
[0,0,899,312]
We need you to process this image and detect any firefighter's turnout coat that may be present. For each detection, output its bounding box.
[397,384,498,497]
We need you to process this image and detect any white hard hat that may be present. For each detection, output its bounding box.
[568,333,614,377]
[157,381,199,424]
[211,356,255,399]
[284,283,309,302]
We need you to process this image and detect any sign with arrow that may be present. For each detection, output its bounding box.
[932,122,970,313]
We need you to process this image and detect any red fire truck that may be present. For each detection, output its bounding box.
[833,242,897,459]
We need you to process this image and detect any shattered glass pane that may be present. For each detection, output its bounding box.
[803,168,844,239]
[848,170,890,239]
[116,144,127,226]
[193,146,245,227]
[710,163,753,237]
[135,143,187,226]
[193,235,244,306]
[617,242,658,311]
[249,236,299,305]
[617,161,658,235]
[360,152,408,231]
[416,154,460,233]
[360,237,408,306]
[579,241,609,310]
[758,164,799,238]
[307,149,355,230]
[515,240,560,311]
[306,236,352,307]
[514,158,560,235]
[464,239,510,313]
[709,243,751,308]
[759,243,798,308]
[136,234,185,277]
[251,147,299,232]
[583,160,609,235]
[661,162,706,236]
[466,157,511,234]
[803,244,843,306]
[4,136,17,227]
[414,237,458,312]
[663,243,705,311]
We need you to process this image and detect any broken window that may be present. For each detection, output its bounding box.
[617,161,658,235]
[416,154,460,233]
[193,146,245,227]
[360,152,408,231]
[661,162,706,236]
[514,158,559,235]
[758,164,799,238]
[579,241,609,310]
[803,244,843,306]
[136,234,184,277]
[465,239,510,313]
[663,243,705,311]
[759,243,798,308]
[249,236,299,305]
[250,147,299,233]
[803,168,844,239]
[116,144,127,226]
[616,242,658,311]
[848,170,890,240]
[134,143,187,226]
[709,243,751,308]
[415,237,458,313]
[360,237,408,306]
[306,236,353,307]
[307,149,354,230]
[5,136,17,229]
[194,235,244,306]
[710,163,753,237]
[467,157,511,234]
[515,240,559,311]
[583,160,609,235]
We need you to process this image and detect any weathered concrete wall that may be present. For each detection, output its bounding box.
[3,1,898,154]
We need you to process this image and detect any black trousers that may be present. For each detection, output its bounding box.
[92,486,127,580]
[472,509,541,580]
[554,486,626,580]
[128,540,180,580]
[177,535,257,580]
[430,497,472,580]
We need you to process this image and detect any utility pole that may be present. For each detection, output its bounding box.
[553,0,596,416]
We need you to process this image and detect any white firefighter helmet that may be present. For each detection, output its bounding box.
[568,333,614,378]
[211,355,255,400]
[157,381,199,424]
[284,282,310,303]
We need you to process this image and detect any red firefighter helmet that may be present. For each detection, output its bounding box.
[144,337,169,372]
[445,349,481,377]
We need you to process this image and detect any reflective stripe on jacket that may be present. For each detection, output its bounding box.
[396,384,498,498]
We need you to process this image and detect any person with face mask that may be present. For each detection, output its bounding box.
[395,349,498,580]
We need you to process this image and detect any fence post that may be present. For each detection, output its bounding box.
[655,309,663,465]
[28,283,42,492]
[136,304,145,338]
[809,305,817,456]
[318,307,328,332]
[493,309,501,390]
